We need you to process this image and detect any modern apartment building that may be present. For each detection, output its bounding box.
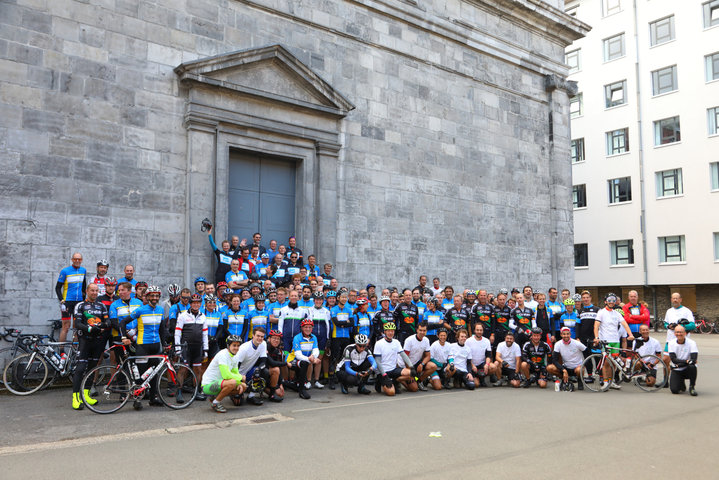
[566,0,719,318]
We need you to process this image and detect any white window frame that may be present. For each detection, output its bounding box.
[606,128,629,155]
[565,49,581,73]
[714,232,719,261]
[659,235,686,263]
[706,52,719,82]
[652,65,678,96]
[570,93,583,118]
[711,162,719,191]
[708,107,719,135]
[650,16,675,46]
[654,116,681,146]
[655,168,683,198]
[573,184,587,209]
[703,1,719,29]
[608,176,632,204]
[602,0,622,17]
[604,80,627,108]
[571,138,585,163]
[603,33,625,62]
[610,239,634,266]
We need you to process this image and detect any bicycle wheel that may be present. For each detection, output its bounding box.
[3,353,49,395]
[631,355,668,392]
[81,365,131,414]
[697,321,711,334]
[581,354,614,392]
[0,347,23,389]
[156,364,197,409]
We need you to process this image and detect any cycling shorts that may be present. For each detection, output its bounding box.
[184,343,204,367]
[605,342,621,356]
[202,380,223,396]
[501,366,518,380]
[385,367,404,380]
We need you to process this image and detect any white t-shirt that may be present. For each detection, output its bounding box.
[403,335,430,365]
[595,308,624,342]
[553,339,586,369]
[466,335,492,366]
[664,306,695,343]
[633,337,662,358]
[201,348,241,386]
[668,338,698,370]
[235,340,267,376]
[374,337,403,372]
[496,341,521,369]
[449,342,472,372]
[430,340,451,365]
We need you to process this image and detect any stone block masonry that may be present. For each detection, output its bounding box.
[0,0,588,327]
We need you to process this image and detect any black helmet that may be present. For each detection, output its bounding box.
[254,294,266,302]
[312,292,324,299]
[530,327,543,335]
[249,272,260,281]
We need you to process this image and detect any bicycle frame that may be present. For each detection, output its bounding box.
[595,343,656,381]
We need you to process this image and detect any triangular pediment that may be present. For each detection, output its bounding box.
[175,45,354,117]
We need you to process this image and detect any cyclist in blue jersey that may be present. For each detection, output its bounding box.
[120,285,167,409]
[201,294,224,359]
[560,299,579,338]
[328,291,354,389]
[226,259,249,293]
[167,288,191,345]
[308,292,331,388]
[367,294,379,319]
[353,298,372,338]
[109,282,143,357]
[267,287,287,328]
[247,295,270,335]
[255,253,272,277]
[298,285,314,313]
[222,294,249,342]
[194,277,206,296]
[56,253,87,343]
[291,318,320,399]
[422,298,445,344]
[412,288,427,318]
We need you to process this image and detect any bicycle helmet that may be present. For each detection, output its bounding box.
[300,318,314,327]
[499,288,509,295]
[224,288,233,296]
[146,285,161,295]
[105,276,117,286]
[530,327,543,335]
[356,297,368,305]
[249,282,261,290]
[605,293,618,303]
[467,290,477,297]
[383,322,396,331]
[97,259,109,267]
[249,273,260,282]
[194,276,207,285]
[354,334,369,345]
[269,330,282,338]
[261,253,270,259]
[326,291,337,298]
[226,334,242,344]
[564,299,575,306]
[379,295,390,303]
[204,294,217,302]
[135,281,148,289]
[266,287,277,294]
[216,281,228,289]
[312,292,324,299]
[254,294,266,302]
[167,283,181,296]
[572,293,582,303]
[190,294,202,303]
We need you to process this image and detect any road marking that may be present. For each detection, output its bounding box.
[0,413,292,457]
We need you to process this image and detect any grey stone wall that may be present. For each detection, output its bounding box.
[0,0,587,327]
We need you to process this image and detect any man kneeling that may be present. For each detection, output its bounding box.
[373,322,417,395]
[201,334,247,413]
[336,334,377,394]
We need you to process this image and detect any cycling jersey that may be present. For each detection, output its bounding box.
[372,309,394,342]
[309,306,331,349]
[247,308,270,334]
[373,337,404,372]
[393,303,419,338]
[201,307,223,338]
[403,334,430,365]
[169,301,190,322]
[223,308,248,340]
[546,300,566,323]
[413,300,427,317]
[560,311,579,338]
[298,298,314,314]
[422,309,444,336]
[74,301,109,338]
[466,335,492,366]
[236,340,267,377]
[56,266,87,301]
[472,303,494,338]
[208,234,238,283]
[292,333,319,361]
[522,341,551,366]
[124,304,165,345]
[320,273,334,287]
[330,304,354,339]
[268,300,289,319]
[441,299,454,311]
[202,348,242,388]
[577,304,599,340]
[448,342,472,373]
[255,261,271,277]
[90,275,107,296]
[240,298,256,312]
[97,293,118,310]
[109,297,142,338]
[278,305,309,352]
[175,310,209,351]
[444,307,470,339]
[336,344,377,374]
[596,307,625,342]
[510,306,534,336]
[353,311,372,337]
[493,306,512,336]
[286,261,302,277]
[225,270,248,293]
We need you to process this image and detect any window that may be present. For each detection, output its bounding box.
[603,33,625,62]
[610,239,634,265]
[714,233,719,261]
[654,116,681,145]
[569,93,583,118]
[703,1,719,28]
[659,235,685,263]
[604,80,627,108]
[574,243,588,267]
[573,184,587,208]
[606,128,629,155]
[711,162,719,190]
[566,5,579,17]
[656,168,683,197]
[571,138,585,163]
[706,52,719,82]
[650,16,675,46]
[565,49,581,73]
[709,107,719,135]
[651,65,677,95]
[603,0,622,16]
[608,177,632,203]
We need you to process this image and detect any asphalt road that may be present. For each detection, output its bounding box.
[1,333,718,479]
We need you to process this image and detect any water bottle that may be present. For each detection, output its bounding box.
[59,353,67,369]
[555,380,561,392]
[140,365,154,381]
[131,364,140,380]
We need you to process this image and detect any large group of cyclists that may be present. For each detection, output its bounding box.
[0,227,701,414]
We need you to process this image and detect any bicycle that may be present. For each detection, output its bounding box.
[693,315,715,335]
[580,340,668,392]
[80,344,198,414]
[2,335,79,395]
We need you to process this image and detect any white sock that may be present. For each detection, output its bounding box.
[212,399,219,405]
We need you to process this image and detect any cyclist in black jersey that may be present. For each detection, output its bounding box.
[372,296,394,346]
[492,293,512,350]
[520,328,551,388]
[394,289,419,344]
[444,295,470,342]
[473,290,495,342]
[265,330,286,402]
[510,293,534,347]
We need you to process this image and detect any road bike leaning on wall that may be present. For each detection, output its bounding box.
[80,344,198,414]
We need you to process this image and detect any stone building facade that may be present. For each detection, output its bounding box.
[0,0,587,326]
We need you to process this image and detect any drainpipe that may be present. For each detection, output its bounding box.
[633,1,649,292]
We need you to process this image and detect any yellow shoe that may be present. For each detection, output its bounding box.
[72,392,84,410]
[83,389,97,406]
